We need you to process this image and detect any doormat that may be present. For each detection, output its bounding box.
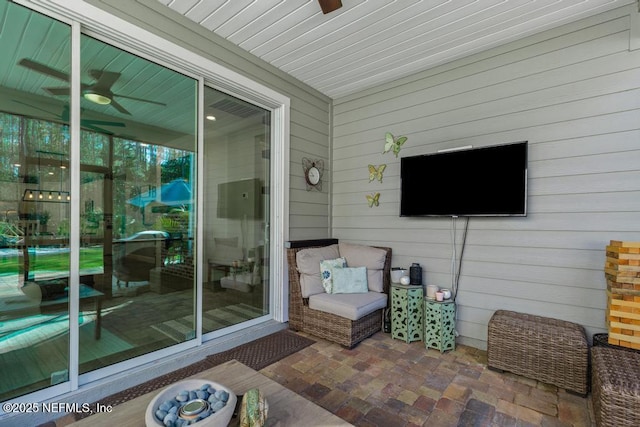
[151,303,266,342]
[206,328,315,371]
[70,329,315,421]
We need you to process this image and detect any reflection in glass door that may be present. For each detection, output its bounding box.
[0,1,72,400]
[0,0,276,403]
[78,34,198,372]
[202,87,270,332]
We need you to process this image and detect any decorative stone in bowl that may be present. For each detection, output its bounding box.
[145,379,237,427]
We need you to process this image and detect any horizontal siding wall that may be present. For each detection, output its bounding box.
[89,0,332,242]
[332,5,640,349]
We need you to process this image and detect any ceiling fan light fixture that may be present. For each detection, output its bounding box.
[83,89,111,105]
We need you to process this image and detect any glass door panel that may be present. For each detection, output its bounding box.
[202,87,270,333]
[78,34,198,372]
[0,1,71,400]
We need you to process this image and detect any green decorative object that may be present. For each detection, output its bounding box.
[383,132,408,158]
[239,388,269,427]
[424,299,456,352]
[391,283,424,343]
[368,164,386,183]
[366,192,380,207]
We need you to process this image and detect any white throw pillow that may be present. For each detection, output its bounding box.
[320,257,347,293]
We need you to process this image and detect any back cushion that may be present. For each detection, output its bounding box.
[339,242,387,292]
[210,237,242,265]
[295,244,340,297]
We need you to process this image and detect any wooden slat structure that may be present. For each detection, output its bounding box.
[605,240,640,350]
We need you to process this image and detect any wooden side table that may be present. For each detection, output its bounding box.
[391,283,424,343]
[424,299,456,352]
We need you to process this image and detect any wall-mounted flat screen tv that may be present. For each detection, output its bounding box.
[400,141,528,217]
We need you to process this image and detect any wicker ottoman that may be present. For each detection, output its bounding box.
[592,346,640,427]
[487,310,588,395]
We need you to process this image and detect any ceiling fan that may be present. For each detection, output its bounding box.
[13,100,126,135]
[18,58,166,116]
[318,0,342,14]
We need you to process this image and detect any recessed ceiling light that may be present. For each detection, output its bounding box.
[206,115,216,121]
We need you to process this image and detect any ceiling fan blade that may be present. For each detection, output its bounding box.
[14,100,123,130]
[89,69,121,90]
[89,70,122,91]
[62,104,126,127]
[43,87,71,96]
[318,0,342,14]
[82,119,126,127]
[113,93,167,107]
[12,100,58,117]
[18,58,70,81]
[109,98,131,116]
[83,123,114,135]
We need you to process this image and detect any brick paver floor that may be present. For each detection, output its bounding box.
[261,332,594,427]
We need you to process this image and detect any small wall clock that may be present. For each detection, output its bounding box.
[302,157,324,191]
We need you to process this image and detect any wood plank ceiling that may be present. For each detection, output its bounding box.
[158,0,635,99]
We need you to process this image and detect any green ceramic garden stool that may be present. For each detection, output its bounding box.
[424,299,456,352]
[391,283,424,343]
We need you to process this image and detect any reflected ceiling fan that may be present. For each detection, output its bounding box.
[18,58,166,116]
[13,100,126,135]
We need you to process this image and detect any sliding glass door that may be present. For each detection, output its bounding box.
[0,0,275,403]
[0,1,72,400]
[0,0,199,399]
[202,88,271,333]
[77,34,198,372]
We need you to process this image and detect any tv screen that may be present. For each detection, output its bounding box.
[400,141,528,217]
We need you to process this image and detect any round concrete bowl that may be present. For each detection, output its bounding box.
[145,379,237,427]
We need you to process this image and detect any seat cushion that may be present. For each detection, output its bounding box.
[309,291,387,321]
[339,242,387,292]
[296,244,340,297]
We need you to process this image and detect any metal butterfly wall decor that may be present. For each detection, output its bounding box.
[368,164,386,183]
[366,192,380,208]
[382,132,408,158]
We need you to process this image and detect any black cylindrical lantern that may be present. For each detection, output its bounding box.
[410,263,422,286]
[383,308,391,333]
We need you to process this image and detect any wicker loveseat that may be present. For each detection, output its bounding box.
[286,239,392,348]
[592,345,640,427]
